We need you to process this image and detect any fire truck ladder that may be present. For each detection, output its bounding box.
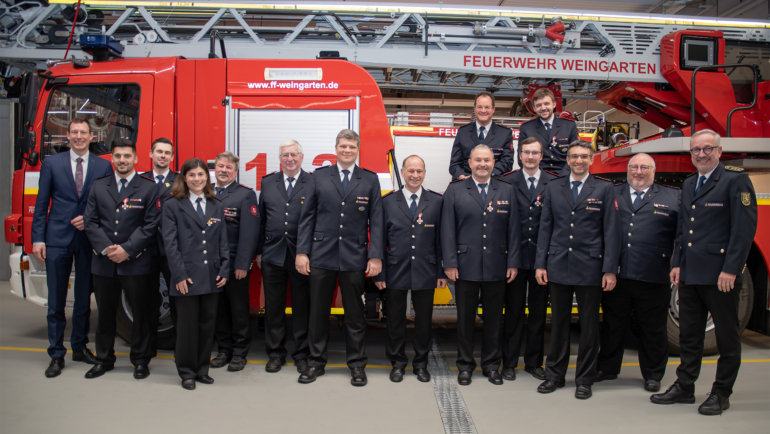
[1,1,769,99]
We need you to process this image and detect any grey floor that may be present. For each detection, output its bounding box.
[1,281,768,434]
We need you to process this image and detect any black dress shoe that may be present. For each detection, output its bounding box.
[525,366,547,380]
[537,379,565,394]
[265,357,285,373]
[595,371,618,382]
[650,383,696,405]
[644,379,661,392]
[483,370,503,385]
[196,375,215,384]
[298,367,325,384]
[45,358,65,378]
[84,363,114,379]
[210,352,231,368]
[389,367,404,383]
[501,368,516,381]
[457,370,472,386]
[72,348,97,365]
[134,364,150,380]
[351,368,367,387]
[698,393,730,415]
[228,356,246,372]
[295,359,309,374]
[575,385,593,399]
[414,368,431,383]
[182,379,196,390]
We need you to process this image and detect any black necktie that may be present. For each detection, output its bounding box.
[479,183,487,204]
[156,175,164,192]
[287,177,295,196]
[632,191,643,210]
[196,197,205,224]
[544,122,551,139]
[571,181,581,203]
[478,126,485,142]
[119,178,127,194]
[341,170,350,194]
[528,176,536,199]
[695,175,706,195]
[215,186,225,197]
[410,193,418,217]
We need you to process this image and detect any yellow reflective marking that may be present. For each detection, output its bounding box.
[24,188,39,195]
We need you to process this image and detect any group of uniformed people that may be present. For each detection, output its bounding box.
[33,87,757,414]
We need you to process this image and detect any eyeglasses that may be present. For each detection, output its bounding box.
[690,146,716,156]
[628,165,652,172]
[280,153,300,159]
[567,154,591,161]
[520,151,542,157]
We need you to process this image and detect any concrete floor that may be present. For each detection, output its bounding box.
[1,281,768,434]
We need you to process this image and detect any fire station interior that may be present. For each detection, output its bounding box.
[0,1,769,434]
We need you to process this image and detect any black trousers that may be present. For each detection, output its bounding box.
[148,257,173,355]
[307,267,367,369]
[676,283,742,397]
[455,279,505,372]
[386,288,435,369]
[503,269,549,369]
[262,251,311,361]
[546,282,601,386]
[93,274,153,366]
[213,269,252,357]
[599,278,669,381]
[174,293,218,380]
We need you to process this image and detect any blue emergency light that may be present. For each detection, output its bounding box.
[79,34,123,60]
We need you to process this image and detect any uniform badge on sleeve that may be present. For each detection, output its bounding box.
[741,192,751,206]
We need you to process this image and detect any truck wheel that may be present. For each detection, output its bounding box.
[667,268,754,356]
[116,275,176,351]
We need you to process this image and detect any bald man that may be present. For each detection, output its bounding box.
[596,153,681,392]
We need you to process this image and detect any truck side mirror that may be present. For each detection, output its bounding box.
[28,151,39,167]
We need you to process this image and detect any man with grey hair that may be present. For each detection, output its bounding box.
[209,151,260,372]
[595,153,681,392]
[652,129,757,415]
[256,139,313,374]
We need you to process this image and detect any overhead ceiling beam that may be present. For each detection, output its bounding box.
[465,74,479,85]
[411,69,423,84]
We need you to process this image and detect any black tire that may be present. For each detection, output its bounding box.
[116,274,176,350]
[667,267,754,356]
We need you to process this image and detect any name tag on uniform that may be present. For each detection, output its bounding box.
[424,224,435,228]
[586,206,601,212]
[654,210,670,217]
[705,202,724,207]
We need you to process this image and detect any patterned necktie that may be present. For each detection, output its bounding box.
[287,177,295,196]
[528,176,536,199]
[695,175,706,195]
[478,126,486,142]
[571,181,581,203]
[196,197,205,224]
[632,191,643,210]
[410,193,418,217]
[479,183,487,204]
[119,178,127,194]
[75,157,84,196]
[156,175,164,192]
[341,170,350,194]
[215,186,225,197]
[544,122,551,139]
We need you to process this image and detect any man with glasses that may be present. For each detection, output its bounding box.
[449,92,514,180]
[652,129,757,415]
[256,140,312,374]
[501,137,559,382]
[535,140,619,399]
[595,153,680,392]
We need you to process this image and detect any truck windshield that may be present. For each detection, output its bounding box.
[40,83,141,159]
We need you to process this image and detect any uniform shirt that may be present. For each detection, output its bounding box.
[402,187,422,207]
[524,169,541,190]
[540,114,555,130]
[115,171,136,192]
[569,173,588,196]
[476,122,492,140]
[337,163,355,182]
[216,182,233,193]
[284,172,301,191]
[152,168,170,186]
[189,191,206,213]
[472,176,492,196]
[70,149,90,180]
[629,186,649,202]
[696,165,718,187]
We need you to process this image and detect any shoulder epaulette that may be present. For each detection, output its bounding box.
[138,174,155,182]
[686,172,698,178]
[725,165,744,172]
[543,170,560,177]
[593,175,612,182]
[261,171,278,179]
[163,196,175,202]
[314,165,332,172]
[97,174,112,179]
[496,178,512,185]
[450,178,465,183]
[426,188,443,196]
[502,169,518,176]
[360,167,377,175]
[382,190,395,198]
[660,184,681,190]
[238,183,253,190]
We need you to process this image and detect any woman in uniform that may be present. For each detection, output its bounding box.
[162,158,230,390]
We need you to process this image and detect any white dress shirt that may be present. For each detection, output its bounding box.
[152,168,170,185]
[697,165,718,185]
[189,191,206,213]
[476,122,493,141]
[115,171,136,193]
[569,173,589,196]
[540,114,555,129]
[402,187,422,207]
[629,186,649,199]
[472,176,492,198]
[523,169,541,190]
[283,172,300,191]
[70,149,89,180]
[337,163,355,182]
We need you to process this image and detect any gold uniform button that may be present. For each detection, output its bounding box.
[721,249,725,253]
[286,203,290,206]
[203,250,207,254]
[691,217,694,221]
[689,230,693,234]
[116,209,120,213]
[203,241,206,244]
[483,247,486,250]
[285,212,289,216]
[570,223,574,227]
[569,235,573,239]
[412,246,415,249]
[204,260,207,264]
[341,202,345,205]
[341,213,344,217]
[115,221,119,224]
[663,254,666,258]
[202,230,205,234]
[632,213,635,217]
[568,248,572,252]
[412,235,415,238]
[114,232,118,236]
[529,228,532,231]
[483,235,486,238]
[628,243,631,247]
[571,211,575,215]
[692,205,695,209]
[285,222,288,225]
[340,225,343,228]
[411,256,415,260]
[688,242,692,247]
[412,225,415,228]
[483,212,487,216]
[630,223,633,227]
[529,207,533,210]
[529,217,532,220]
[483,224,487,227]
[528,238,531,242]
[628,233,632,236]
[339,237,342,240]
